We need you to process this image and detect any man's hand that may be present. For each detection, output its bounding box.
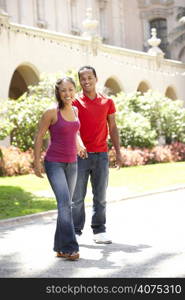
[115,152,123,169]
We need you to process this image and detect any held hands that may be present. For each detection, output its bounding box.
[34,161,44,178]
[76,133,88,159]
[77,145,88,159]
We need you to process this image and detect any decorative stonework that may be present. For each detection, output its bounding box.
[37,20,47,29]
[150,0,174,5]
[147,28,164,67]
[140,5,173,55]
[0,8,9,35]
[82,7,99,38]
[179,16,185,24]
[71,27,81,36]
[138,0,174,9]
[140,7,173,19]
[97,0,109,10]
[82,7,102,55]
[0,1,185,107]
[36,0,47,29]
[0,8,9,23]
[147,28,164,56]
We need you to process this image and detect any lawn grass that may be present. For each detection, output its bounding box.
[0,185,56,219]
[0,174,50,193]
[109,161,185,193]
[0,174,56,220]
[0,161,185,220]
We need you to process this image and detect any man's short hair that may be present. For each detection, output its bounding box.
[78,65,97,79]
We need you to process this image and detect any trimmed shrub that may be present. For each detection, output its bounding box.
[0,146,45,176]
[110,90,185,148]
[169,142,185,161]
[148,145,173,163]
[109,142,185,167]
[1,143,185,175]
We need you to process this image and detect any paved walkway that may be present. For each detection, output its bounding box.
[32,182,185,203]
[1,186,185,279]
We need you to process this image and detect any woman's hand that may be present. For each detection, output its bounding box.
[34,161,44,178]
[76,133,88,159]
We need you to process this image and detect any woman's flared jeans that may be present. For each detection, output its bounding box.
[44,160,79,253]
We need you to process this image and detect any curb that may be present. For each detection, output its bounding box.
[0,209,57,227]
[1,184,185,227]
[108,184,185,203]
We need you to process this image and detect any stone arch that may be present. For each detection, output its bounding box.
[104,77,123,96]
[137,81,151,94]
[8,63,39,99]
[165,86,177,100]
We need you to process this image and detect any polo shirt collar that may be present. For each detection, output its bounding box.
[82,92,102,102]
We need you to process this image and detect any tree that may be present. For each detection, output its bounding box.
[168,7,185,46]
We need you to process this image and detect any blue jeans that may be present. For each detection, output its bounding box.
[72,152,109,235]
[44,160,79,253]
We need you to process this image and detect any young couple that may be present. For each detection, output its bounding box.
[34,66,123,261]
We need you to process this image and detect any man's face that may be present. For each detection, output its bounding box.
[78,69,97,93]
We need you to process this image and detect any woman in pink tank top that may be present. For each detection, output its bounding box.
[34,77,86,260]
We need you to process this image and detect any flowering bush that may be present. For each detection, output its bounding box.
[148,145,173,163]
[109,90,185,148]
[169,142,185,161]
[0,146,45,176]
[0,146,33,176]
[1,143,185,176]
[109,142,185,167]
[109,147,148,167]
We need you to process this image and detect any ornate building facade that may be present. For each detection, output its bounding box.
[1,0,185,61]
[0,0,185,142]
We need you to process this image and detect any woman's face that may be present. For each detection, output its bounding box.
[58,80,76,106]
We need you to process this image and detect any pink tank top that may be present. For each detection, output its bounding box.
[45,109,80,163]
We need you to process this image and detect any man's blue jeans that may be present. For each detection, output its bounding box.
[44,160,79,253]
[72,152,109,235]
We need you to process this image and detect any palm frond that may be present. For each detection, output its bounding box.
[168,24,185,41]
[176,7,185,21]
[170,32,185,46]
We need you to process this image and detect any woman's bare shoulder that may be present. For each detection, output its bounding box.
[42,107,57,121]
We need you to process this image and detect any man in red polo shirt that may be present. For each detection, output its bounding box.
[72,65,122,244]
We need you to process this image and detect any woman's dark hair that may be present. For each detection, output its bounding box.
[78,65,97,79]
[55,76,76,109]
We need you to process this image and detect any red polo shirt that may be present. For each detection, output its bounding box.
[73,93,116,152]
